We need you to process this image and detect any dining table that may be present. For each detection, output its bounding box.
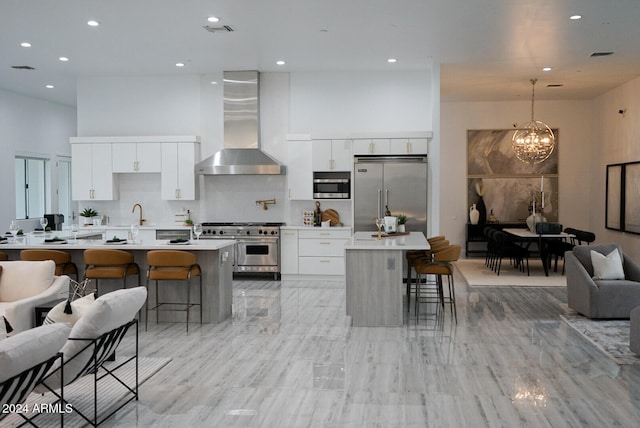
[503,228,574,276]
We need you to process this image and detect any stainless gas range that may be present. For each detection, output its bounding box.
[200,222,283,278]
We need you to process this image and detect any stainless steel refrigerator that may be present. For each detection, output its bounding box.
[353,156,428,234]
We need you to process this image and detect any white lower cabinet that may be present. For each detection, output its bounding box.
[297,229,351,276]
[280,229,299,274]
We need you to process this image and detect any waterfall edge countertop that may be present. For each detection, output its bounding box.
[0,235,235,250]
[344,231,429,327]
[345,231,429,250]
[1,236,235,324]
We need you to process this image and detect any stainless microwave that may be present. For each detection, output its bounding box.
[313,172,351,199]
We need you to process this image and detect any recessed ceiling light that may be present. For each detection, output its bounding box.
[45,85,54,89]
[570,14,582,20]
[542,67,552,71]
[20,42,31,48]
[207,16,220,23]
[176,62,185,67]
[210,81,218,85]
[87,20,100,27]
[59,57,69,62]
[387,58,397,63]
[276,60,285,66]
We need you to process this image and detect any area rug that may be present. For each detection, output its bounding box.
[2,356,171,427]
[561,312,640,365]
[456,258,567,287]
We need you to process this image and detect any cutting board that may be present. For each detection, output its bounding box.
[322,209,344,226]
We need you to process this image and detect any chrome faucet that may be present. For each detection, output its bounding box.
[132,203,145,226]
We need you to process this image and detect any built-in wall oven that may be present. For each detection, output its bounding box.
[200,222,282,279]
[313,171,351,199]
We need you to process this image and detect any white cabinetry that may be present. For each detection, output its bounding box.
[312,139,352,171]
[161,142,200,200]
[71,143,117,201]
[287,139,312,200]
[280,229,299,274]
[112,143,162,173]
[353,138,428,155]
[298,228,351,276]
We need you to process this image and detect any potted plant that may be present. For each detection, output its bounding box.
[79,207,98,225]
[396,214,408,232]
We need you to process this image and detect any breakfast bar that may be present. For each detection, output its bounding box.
[1,234,235,324]
[344,231,429,327]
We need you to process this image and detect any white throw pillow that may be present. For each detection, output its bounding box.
[0,260,55,302]
[591,249,625,280]
[0,323,70,383]
[43,293,96,326]
[36,286,147,392]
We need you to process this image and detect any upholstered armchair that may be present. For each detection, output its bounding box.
[0,260,69,333]
[565,243,640,319]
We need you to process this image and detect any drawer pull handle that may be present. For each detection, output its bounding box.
[320,260,330,263]
[320,242,331,245]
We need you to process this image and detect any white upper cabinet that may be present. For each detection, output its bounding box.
[389,138,428,154]
[71,143,117,201]
[353,139,390,155]
[353,137,429,155]
[161,142,199,200]
[112,143,162,173]
[287,139,313,200]
[312,139,352,171]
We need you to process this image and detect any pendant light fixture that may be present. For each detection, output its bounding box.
[512,79,556,164]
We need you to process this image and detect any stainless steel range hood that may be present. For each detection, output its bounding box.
[196,71,285,175]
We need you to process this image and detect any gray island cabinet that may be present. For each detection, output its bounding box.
[344,232,429,327]
[2,235,234,324]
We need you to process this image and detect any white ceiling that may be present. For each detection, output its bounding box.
[2,0,640,107]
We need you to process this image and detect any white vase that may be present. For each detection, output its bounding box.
[469,204,480,225]
[398,224,406,233]
[526,213,546,233]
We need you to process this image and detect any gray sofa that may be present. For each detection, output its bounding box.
[631,306,640,355]
[565,243,640,319]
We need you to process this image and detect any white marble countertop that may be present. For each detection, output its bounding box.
[345,231,429,250]
[281,225,352,231]
[0,234,235,251]
[80,224,192,230]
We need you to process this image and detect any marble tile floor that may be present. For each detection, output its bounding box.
[102,272,640,427]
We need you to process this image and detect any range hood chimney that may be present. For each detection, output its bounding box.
[196,71,285,175]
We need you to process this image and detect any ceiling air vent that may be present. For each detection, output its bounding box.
[11,65,35,70]
[203,25,234,34]
[590,51,614,57]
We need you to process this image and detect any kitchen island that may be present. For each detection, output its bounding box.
[344,231,429,327]
[1,234,235,324]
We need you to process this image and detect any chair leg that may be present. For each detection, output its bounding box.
[199,276,203,325]
[448,273,457,323]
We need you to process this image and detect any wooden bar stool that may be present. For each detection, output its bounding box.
[406,238,449,312]
[83,248,140,295]
[146,250,202,333]
[20,249,79,280]
[0,251,7,261]
[414,244,461,323]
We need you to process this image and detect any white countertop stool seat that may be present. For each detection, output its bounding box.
[146,250,202,333]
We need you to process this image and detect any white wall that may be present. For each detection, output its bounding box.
[289,71,433,136]
[440,99,594,252]
[0,89,76,229]
[592,76,640,259]
[77,75,201,136]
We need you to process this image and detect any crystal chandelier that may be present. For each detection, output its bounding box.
[512,79,556,164]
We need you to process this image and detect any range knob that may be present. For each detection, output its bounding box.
[219,230,224,235]
[271,230,276,235]
[246,231,251,235]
